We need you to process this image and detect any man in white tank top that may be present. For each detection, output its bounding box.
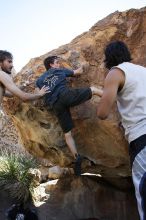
[97,41,146,220]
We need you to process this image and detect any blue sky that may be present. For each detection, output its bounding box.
[0,0,146,72]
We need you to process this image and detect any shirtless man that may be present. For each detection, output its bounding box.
[0,50,49,105]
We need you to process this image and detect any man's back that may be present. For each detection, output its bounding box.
[116,62,146,142]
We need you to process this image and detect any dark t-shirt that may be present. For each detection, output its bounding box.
[36,68,74,106]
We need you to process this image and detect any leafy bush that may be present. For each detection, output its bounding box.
[0,152,38,204]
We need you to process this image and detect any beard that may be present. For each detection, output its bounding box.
[2,68,11,74]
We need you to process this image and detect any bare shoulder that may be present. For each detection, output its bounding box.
[107,68,125,80]
[0,70,7,79]
[105,68,125,88]
[0,70,11,82]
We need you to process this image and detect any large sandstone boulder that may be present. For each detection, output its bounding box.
[0,176,138,220]
[3,7,146,181]
[36,176,139,220]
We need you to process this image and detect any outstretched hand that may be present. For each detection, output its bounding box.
[37,85,50,96]
[73,62,89,76]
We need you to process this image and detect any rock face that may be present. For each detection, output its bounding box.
[3,7,146,181]
[0,176,138,220]
[36,176,139,220]
[0,113,20,153]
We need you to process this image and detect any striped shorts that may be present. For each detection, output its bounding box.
[130,134,146,220]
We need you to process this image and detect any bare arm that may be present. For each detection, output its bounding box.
[0,71,49,101]
[97,68,125,119]
[4,81,32,98]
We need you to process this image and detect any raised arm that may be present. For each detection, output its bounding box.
[73,62,89,76]
[4,81,33,98]
[97,68,125,119]
[0,71,49,101]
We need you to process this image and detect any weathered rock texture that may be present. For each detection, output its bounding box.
[0,113,20,153]
[36,176,139,220]
[0,176,138,220]
[3,7,146,184]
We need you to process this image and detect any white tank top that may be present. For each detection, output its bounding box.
[114,62,146,143]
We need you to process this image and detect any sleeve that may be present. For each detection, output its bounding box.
[63,68,74,77]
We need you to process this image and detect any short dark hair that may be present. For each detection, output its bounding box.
[44,56,58,70]
[104,41,132,69]
[0,50,13,62]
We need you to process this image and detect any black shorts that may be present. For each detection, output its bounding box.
[52,87,92,133]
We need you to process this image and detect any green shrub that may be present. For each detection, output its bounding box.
[0,152,38,204]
